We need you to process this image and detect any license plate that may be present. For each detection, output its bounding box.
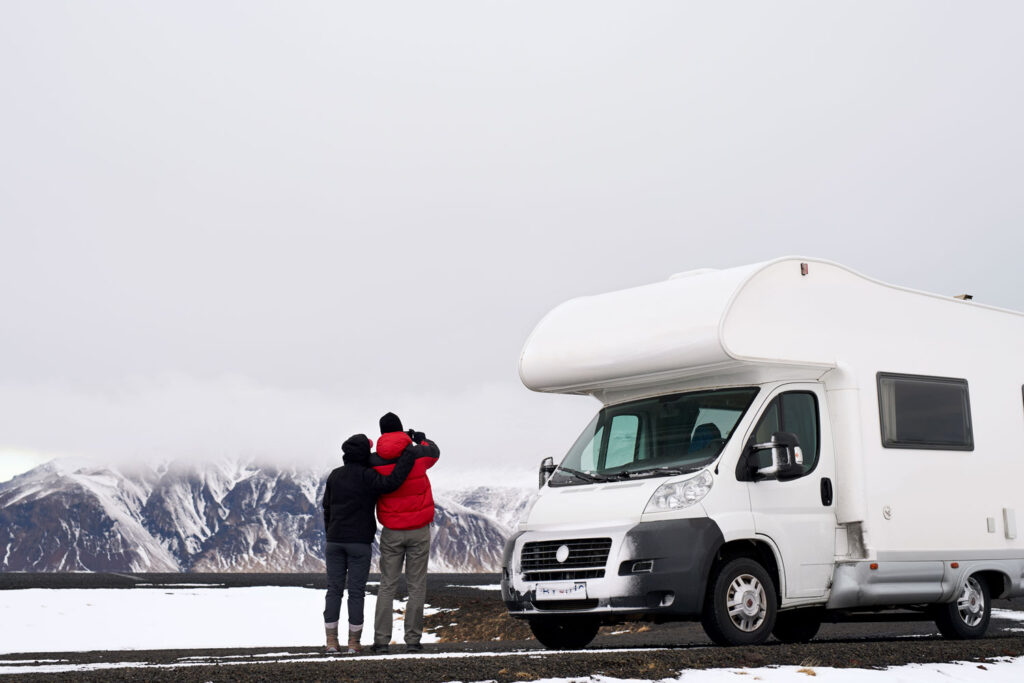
[535,582,588,601]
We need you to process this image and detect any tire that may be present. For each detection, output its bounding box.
[529,616,600,650]
[933,575,991,639]
[772,607,823,643]
[701,557,778,646]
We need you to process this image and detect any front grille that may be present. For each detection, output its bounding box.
[525,568,605,582]
[521,538,611,582]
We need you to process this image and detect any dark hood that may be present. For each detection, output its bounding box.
[341,434,373,465]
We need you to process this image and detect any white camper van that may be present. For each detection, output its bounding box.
[501,257,1024,648]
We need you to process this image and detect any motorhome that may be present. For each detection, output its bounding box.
[501,257,1024,648]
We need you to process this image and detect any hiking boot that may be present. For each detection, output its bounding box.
[370,643,390,655]
[347,625,363,654]
[406,643,423,653]
[325,624,340,653]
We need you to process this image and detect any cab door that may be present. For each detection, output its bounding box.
[741,383,837,600]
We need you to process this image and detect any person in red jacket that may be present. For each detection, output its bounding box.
[370,411,440,653]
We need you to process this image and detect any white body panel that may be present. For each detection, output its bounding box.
[513,258,1024,610]
[744,382,836,600]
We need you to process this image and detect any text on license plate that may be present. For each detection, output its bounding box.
[535,582,588,601]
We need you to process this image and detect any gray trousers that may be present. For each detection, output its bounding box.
[373,525,431,645]
[323,541,372,626]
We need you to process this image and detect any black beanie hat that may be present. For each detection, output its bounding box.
[341,434,373,464]
[379,412,403,434]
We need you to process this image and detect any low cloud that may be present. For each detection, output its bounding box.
[0,374,596,489]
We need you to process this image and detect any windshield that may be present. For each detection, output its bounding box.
[549,387,760,486]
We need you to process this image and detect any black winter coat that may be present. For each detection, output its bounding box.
[322,434,415,544]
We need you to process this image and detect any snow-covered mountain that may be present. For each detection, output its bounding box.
[442,486,535,532]
[0,459,534,573]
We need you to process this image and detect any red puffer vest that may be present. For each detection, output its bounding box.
[372,432,439,530]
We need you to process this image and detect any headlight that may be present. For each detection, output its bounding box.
[644,470,713,513]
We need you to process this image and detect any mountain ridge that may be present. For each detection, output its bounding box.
[0,458,534,573]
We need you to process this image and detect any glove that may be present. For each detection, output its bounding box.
[406,429,416,440]
[412,431,426,444]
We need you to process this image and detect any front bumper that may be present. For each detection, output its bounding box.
[501,518,724,620]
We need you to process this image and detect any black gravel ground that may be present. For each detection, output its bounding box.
[2,573,1023,682]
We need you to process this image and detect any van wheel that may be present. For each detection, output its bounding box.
[701,557,778,646]
[933,576,991,639]
[772,608,823,643]
[528,616,600,649]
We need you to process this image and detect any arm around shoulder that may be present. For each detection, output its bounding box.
[409,439,439,461]
[363,451,415,494]
[412,438,439,470]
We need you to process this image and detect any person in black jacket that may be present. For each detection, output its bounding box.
[321,433,414,654]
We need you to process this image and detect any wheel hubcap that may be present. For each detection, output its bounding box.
[957,577,985,627]
[727,573,767,632]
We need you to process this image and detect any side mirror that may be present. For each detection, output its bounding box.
[752,432,804,481]
[538,456,556,489]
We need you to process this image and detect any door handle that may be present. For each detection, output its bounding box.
[820,477,833,507]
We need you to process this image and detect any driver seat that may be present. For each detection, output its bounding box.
[689,423,722,452]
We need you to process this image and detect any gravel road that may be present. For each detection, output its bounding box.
[2,573,1023,682]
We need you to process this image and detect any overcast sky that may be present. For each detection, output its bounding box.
[2,2,1022,487]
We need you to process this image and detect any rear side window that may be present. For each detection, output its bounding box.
[877,373,973,450]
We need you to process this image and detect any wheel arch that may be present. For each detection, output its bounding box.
[971,569,1012,600]
[711,537,784,602]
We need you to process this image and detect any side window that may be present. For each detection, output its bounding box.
[752,401,780,445]
[604,415,640,469]
[782,393,819,467]
[877,373,973,450]
[747,391,820,475]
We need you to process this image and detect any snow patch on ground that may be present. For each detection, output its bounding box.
[446,583,501,591]
[528,658,1024,682]
[992,608,1024,622]
[0,587,437,654]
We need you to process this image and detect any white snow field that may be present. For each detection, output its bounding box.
[0,586,437,654]
[1,589,1023,680]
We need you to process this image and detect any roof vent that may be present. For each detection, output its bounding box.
[954,294,974,301]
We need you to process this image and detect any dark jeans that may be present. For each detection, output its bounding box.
[323,541,372,626]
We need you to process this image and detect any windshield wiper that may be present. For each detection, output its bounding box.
[623,465,701,478]
[553,466,620,483]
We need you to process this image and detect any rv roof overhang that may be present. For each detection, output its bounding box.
[519,258,837,399]
[518,256,1023,402]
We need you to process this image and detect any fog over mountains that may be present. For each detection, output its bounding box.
[0,459,534,573]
